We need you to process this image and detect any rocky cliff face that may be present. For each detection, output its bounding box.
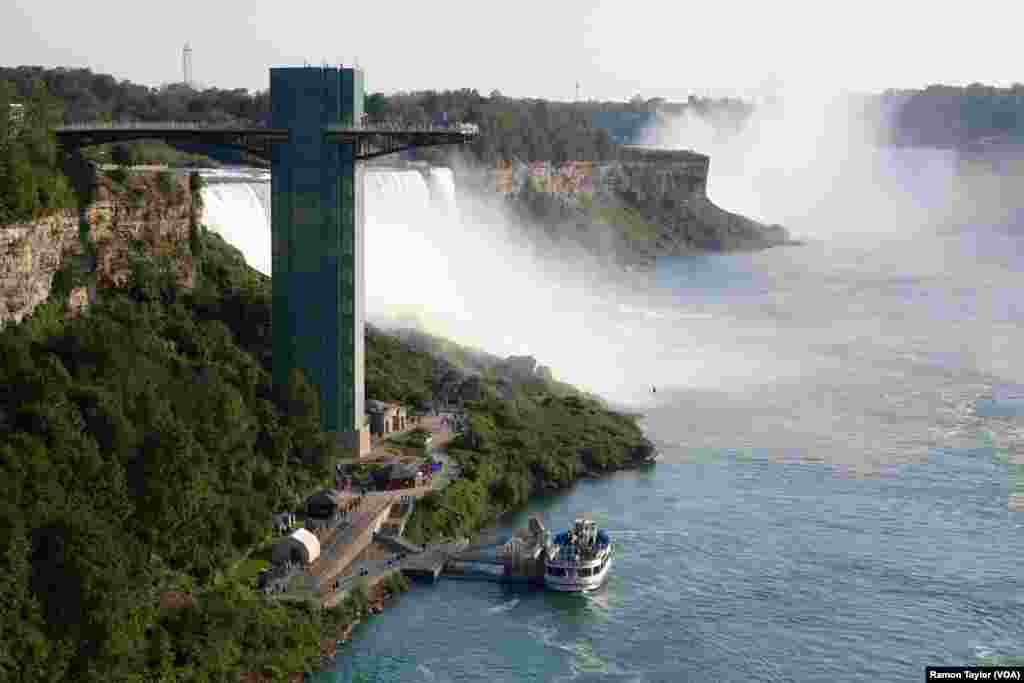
[0,210,80,325]
[0,169,198,327]
[481,147,793,267]
[595,147,791,255]
[86,172,197,290]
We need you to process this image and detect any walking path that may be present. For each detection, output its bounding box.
[296,484,438,598]
[271,422,465,603]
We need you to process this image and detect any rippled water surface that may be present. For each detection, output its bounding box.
[309,148,1023,680]
[319,242,1022,682]
[319,455,1021,682]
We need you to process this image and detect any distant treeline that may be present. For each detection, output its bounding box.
[0,66,270,125]
[0,66,750,165]
[3,66,1024,168]
[877,83,1024,147]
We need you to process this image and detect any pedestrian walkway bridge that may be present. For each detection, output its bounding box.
[55,120,476,163]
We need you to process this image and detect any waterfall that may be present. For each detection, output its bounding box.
[199,166,467,323]
[426,167,459,219]
[198,165,635,398]
[200,176,272,275]
[362,168,468,329]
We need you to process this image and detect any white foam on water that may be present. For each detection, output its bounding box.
[485,598,520,614]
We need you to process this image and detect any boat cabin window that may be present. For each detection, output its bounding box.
[578,567,592,577]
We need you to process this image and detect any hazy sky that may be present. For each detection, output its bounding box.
[3,0,1021,99]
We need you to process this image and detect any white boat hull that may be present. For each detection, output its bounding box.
[543,555,612,593]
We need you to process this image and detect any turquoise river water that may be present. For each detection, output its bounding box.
[310,148,1023,681]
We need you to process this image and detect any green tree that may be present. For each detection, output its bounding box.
[110,143,137,167]
[0,78,74,224]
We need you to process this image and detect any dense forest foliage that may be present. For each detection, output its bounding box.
[0,224,460,681]
[880,83,1024,147]
[0,79,76,224]
[0,167,651,681]
[0,226,357,680]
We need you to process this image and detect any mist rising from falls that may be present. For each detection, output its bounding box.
[197,150,1024,472]
[361,167,642,399]
[199,167,646,399]
[362,167,471,331]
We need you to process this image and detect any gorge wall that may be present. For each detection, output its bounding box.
[0,170,198,327]
[1,146,789,330]
[598,147,791,253]
[479,146,793,266]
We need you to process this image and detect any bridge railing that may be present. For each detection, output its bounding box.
[326,121,479,135]
[56,121,269,131]
[57,120,479,136]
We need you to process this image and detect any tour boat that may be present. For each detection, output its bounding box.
[543,518,613,592]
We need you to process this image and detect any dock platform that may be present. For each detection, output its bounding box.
[398,538,470,583]
[400,550,446,582]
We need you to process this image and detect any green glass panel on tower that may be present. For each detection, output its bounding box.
[270,66,366,443]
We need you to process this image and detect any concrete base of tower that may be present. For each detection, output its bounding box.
[337,426,371,458]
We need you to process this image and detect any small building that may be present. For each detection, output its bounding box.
[385,462,422,490]
[272,528,321,566]
[7,103,24,125]
[158,591,196,611]
[270,511,296,534]
[3,103,24,143]
[366,400,409,437]
[305,490,344,519]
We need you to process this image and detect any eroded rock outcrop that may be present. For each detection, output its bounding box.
[594,148,790,254]
[483,147,794,266]
[0,169,199,327]
[0,210,79,326]
[86,172,197,291]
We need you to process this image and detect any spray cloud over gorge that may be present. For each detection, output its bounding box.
[200,97,1023,472]
[629,87,1024,471]
[201,165,675,401]
[361,166,664,400]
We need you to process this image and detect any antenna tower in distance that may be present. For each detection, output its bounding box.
[183,43,193,87]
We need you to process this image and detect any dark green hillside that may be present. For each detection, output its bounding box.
[0,225,652,681]
[0,232,347,681]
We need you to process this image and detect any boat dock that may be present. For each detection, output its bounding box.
[399,538,469,583]
[399,549,446,582]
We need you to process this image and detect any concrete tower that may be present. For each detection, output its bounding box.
[183,43,193,87]
[270,66,369,456]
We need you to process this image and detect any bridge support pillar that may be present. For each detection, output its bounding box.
[270,66,369,457]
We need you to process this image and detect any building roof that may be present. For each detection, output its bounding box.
[367,399,405,414]
[288,528,321,563]
[159,591,196,610]
[388,462,420,479]
[306,489,343,508]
